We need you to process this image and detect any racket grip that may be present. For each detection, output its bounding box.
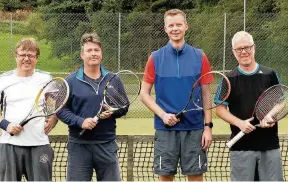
[79,129,85,136]
[226,131,245,148]
[164,112,183,128]
[10,120,29,136]
[79,116,99,136]
[19,120,28,127]
[164,124,171,128]
[175,112,184,119]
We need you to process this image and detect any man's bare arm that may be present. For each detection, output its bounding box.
[140,81,178,126]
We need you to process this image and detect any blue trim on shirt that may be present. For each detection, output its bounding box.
[275,71,281,83]
[76,65,109,81]
[237,64,259,76]
[0,119,10,130]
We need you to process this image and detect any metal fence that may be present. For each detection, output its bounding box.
[1,12,287,118]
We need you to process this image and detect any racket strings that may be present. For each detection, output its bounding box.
[255,85,288,121]
[193,72,231,110]
[106,88,129,107]
[105,72,140,109]
[38,79,69,115]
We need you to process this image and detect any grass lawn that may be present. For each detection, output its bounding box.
[0,32,67,73]
[50,117,288,135]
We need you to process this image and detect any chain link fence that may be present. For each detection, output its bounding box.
[0,12,287,118]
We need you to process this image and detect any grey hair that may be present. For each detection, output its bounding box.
[232,31,254,47]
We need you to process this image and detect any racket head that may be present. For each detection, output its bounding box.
[190,71,231,110]
[254,84,288,122]
[36,77,69,116]
[103,70,141,110]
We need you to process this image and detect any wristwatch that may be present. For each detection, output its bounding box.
[204,122,213,128]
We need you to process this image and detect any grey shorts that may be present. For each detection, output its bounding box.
[154,130,207,176]
[230,149,284,181]
[0,143,54,181]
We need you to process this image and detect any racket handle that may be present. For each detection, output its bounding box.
[175,112,184,119]
[19,115,41,127]
[79,129,85,135]
[226,131,245,148]
[11,119,31,136]
[19,120,28,127]
[164,112,183,128]
[164,124,171,128]
[79,116,99,136]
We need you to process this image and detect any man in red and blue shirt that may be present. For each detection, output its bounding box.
[140,9,213,181]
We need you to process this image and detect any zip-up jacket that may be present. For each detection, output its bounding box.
[56,65,128,142]
[143,41,211,130]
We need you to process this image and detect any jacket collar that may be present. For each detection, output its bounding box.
[166,41,187,55]
[76,65,109,80]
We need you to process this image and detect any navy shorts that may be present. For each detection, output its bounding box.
[67,140,121,181]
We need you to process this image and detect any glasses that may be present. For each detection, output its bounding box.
[17,53,37,59]
[234,44,254,53]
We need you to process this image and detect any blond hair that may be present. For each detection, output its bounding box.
[164,9,187,24]
[15,38,40,56]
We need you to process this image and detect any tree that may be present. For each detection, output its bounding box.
[1,0,37,11]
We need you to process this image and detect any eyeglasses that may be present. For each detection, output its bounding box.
[233,44,254,53]
[17,53,37,59]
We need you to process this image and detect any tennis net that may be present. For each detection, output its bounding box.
[49,134,288,181]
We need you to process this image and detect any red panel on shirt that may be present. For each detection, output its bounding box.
[200,53,213,85]
[143,55,155,83]
[143,53,212,84]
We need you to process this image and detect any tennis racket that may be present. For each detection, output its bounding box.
[165,71,231,127]
[18,77,69,127]
[226,84,288,148]
[79,70,141,135]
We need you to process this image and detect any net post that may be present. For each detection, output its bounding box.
[127,135,134,181]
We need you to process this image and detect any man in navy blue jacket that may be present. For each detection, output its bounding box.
[57,32,127,181]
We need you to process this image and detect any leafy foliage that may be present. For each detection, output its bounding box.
[2,0,288,81]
